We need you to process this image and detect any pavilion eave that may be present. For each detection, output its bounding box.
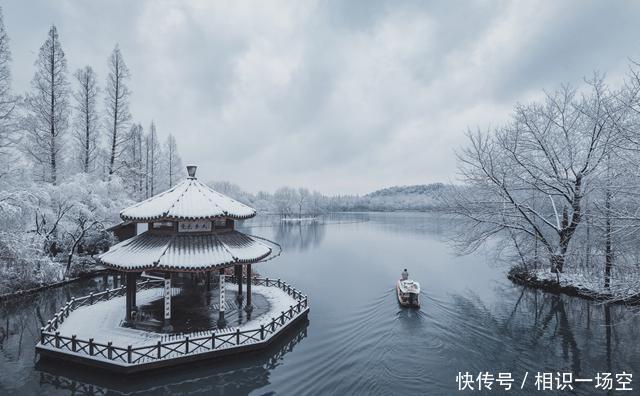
[97,230,272,273]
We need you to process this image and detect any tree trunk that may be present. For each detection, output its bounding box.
[604,189,613,288]
[551,253,564,274]
[84,84,90,173]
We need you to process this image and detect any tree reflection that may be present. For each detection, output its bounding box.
[274,222,326,252]
[446,286,640,385]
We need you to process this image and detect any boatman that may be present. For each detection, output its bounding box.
[401,268,409,281]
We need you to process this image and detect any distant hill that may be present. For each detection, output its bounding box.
[206,180,449,213]
[349,183,447,211]
[365,183,446,198]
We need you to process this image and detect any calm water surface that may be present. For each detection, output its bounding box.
[1,212,639,395]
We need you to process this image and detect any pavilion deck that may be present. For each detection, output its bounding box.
[36,277,309,373]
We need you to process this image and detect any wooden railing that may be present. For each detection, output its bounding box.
[38,324,308,393]
[41,278,163,334]
[38,277,309,366]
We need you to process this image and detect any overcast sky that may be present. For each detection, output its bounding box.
[4,1,640,194]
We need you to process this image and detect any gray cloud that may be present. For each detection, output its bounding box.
[4,0,640,194]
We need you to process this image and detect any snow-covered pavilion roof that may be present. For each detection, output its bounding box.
[97,230,272,271]
[120,166,256,222]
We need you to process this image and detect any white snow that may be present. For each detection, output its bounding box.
[532,268,640,299]
[236,284,299,331]
[56,287,181,346]
[98,231,272,270]
[120,177,256,221]
[54,283,301,348]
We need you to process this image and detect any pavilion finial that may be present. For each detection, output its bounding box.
[187,165,197,179]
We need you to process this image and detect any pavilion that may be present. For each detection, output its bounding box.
[98,165,271,331]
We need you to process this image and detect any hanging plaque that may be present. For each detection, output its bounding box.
[164,278,171,319]
[219,274,226,312]
[178,220,212,233]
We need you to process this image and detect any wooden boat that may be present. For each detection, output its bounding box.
[396,279,420,308]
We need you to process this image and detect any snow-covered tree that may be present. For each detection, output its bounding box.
[72,66,99,173]
[297,187,310,217]
[274,187,298,218]
[452,77,615,274]
[0,7,18,176]
[121,123,145,199]
[164,133,182,188]
[22,25,69,184]
[105,45,131,177]
[145,121,161,196]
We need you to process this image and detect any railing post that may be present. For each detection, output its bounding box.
[185,337,190,354]
[55,332,60,348]
[127,345,132,363]
[157,340,162,359]
[281,311,285,325]
[271,318,276,331]
[106,289,110,299]
[266,277,269,286]
[40,327,45,343]
[277,279,281,288]
[89,338,94,355]
[71,335,77,352]
[89,292,94,305]
[236,328,240,345]
[108,342,113,360]
[260,325,265,340]
[211,333,216,349]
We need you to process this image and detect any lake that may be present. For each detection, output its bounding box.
[1,212,639,395]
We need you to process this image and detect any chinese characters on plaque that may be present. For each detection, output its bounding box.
[178,220,212,233]
[219,274,225,312]
[164,278,171,319]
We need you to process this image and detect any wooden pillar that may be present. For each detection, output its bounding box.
[235,264,243,302]
[162,272,173,333]
[245,264,253,313]
[124,272,134,326]
[131,272,137,309]
[217,268,226,328]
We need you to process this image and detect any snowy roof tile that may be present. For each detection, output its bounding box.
[97,231,272,271]
[120,168,256,221]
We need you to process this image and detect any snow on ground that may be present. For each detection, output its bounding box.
[56,287,180,346]
[532,268,640,299]
[238,284,300,331]
[55,283,300,347]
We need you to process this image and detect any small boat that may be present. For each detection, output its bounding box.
[396,279,421,308]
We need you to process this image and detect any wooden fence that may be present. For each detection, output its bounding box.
[38,276,309,366]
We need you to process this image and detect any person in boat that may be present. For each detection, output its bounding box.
[401,268,409,281]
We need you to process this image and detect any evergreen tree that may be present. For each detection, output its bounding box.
[72,66,99,173]
[105,45,131,177]
[22,25,69,184]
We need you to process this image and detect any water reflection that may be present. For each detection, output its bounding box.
[2,213,640,395]
[240,213,372,252]
[272,222,326,252]
[442,286,640,394]
[36,320,309,395]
